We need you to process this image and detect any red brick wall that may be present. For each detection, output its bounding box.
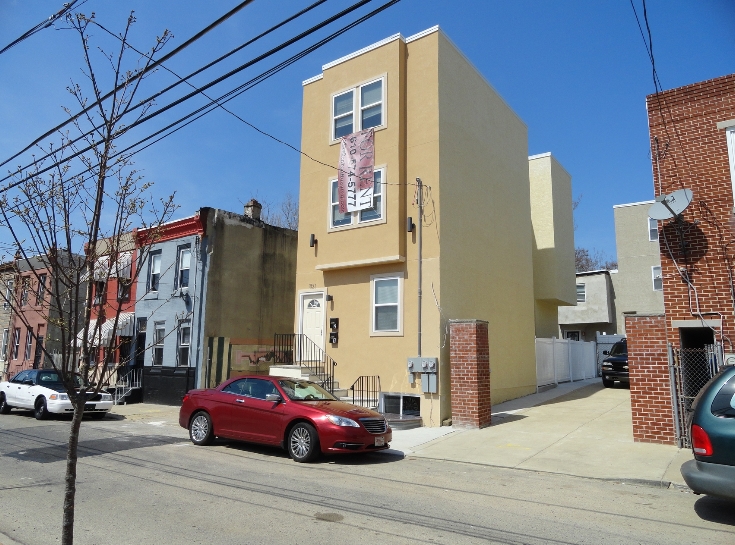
[647,74,735,345]
[449,320,491,429]
[626,314,675,444]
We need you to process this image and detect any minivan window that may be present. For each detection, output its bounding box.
[710,373,735,418]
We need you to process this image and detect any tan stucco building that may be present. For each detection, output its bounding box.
[293,27,574,426]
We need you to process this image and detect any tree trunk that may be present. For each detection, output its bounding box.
[62,401,84,545]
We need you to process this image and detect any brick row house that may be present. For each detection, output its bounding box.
[627,73,735,445]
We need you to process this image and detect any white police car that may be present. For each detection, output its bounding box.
[0,369,113,420]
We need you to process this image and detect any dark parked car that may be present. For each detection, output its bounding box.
[680,365,735,501]
[179,375,392,462]
[601,339,628,387]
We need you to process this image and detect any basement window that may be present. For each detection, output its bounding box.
[381,393,421,416]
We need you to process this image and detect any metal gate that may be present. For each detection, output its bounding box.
[669,343,722,447]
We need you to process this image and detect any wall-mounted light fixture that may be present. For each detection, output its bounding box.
[407,217,415,233]
[326,294,334,302]
[309,234,317,247]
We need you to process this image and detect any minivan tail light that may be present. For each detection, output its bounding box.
[691,424,713,456]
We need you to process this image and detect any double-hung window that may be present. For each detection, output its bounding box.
[148,252,161,293]
[24,329,33,361]
[3,280,12,309]
[177,320,191,367]
[576,284,586,303]
[1,329,8,361]
[652,266,663,291]
[152,322,165,366]
[330,169,385,228]
[93,281,106,306]
[332,78,384,141]
[371,273,402,335]
[36,274,46,305]
[12,328,20,359]
[118,280,131,302]
[648,217,658,242]
[177,246,191,289]
[20,279,29,306]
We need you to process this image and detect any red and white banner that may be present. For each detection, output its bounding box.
[337,128,375,213]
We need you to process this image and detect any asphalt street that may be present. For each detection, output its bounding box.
[0,410,734,545]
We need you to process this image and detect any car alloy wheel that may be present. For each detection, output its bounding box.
[34,398,49,420]
[189,412,213,446]
[0,394,10,415]
[288,422,319,463]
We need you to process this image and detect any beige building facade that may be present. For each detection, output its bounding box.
[294,27,574,426]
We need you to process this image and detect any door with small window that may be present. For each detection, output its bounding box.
[300,294,324,355]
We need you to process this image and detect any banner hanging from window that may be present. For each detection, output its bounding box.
[337,128,374,213]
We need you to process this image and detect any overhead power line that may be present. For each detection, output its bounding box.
[0,0,377,192]
[0,0,256,171]
[0,0,85,56]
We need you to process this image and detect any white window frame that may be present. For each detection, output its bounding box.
[148,252,162,293]
[3,280,13,309]
[24,329,32,361]
[12,328,20,360]
[177,246,191,289]
[576,283,586,303]
[1,328,8,361]
[370,272,403,337]
[652,266,663,291]
[152,322,165,366]
[328,167,387,231]
[177,320,191,367]
[564,330,581,341]
[330,75,386,144]
[648,217,659,242]
[726,127,735,201]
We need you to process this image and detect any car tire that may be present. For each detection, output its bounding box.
[34,397,50,420]
[602,377,614,388]
[0,393,11,414]
[288,422,320,463]
[189,411,214,446]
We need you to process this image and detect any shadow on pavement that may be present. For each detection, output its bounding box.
[489,413,528,426]
[536,383,615,406]
[221,438,402,465]
[6,435,186,463]
[693,496,735,526]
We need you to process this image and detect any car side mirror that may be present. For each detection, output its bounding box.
[603,351,609,355]
[23,379,34,385]
[265,393,282,403]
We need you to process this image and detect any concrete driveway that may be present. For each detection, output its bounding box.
[408,379,693,488]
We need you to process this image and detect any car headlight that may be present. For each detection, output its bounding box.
[101,394,112,401]
[326,415,360,427]
[49,394,69,401]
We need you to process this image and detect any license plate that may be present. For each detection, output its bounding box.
[374,436,385,447]
[84,404,95,411]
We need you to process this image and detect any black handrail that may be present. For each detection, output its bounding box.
[350,375,381,409]
[273,333,337,393]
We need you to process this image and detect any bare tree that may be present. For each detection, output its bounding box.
[0,13,176,545]
[575,247,618,272]
[260,191,299,230]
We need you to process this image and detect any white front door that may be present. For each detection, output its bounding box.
[300,294,324,352]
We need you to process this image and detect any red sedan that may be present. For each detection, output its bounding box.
[179,375,392,462]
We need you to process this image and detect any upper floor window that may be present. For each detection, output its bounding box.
[332,78,384,141]
[20,278,30,306]
[148,252,161,292]
[3,280,13,310]
[36,274,46,305]
[177,246,191,289]
[648,217,658,242]
[118,280,131,302]
[330,169,385,229]
[576,284,586,303]
[177,320,191,367]
[93,281,106,306]
[652,266,663,291]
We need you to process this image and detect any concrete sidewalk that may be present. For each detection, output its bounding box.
[400,379,692,488]
[109,380,692,488]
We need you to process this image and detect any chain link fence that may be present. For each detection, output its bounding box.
[669,343,722,448]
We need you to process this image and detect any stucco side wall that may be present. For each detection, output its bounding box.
[613,203,663,334]
[535,300,559,339]
[559,273,613,325]
[437,33,536,405]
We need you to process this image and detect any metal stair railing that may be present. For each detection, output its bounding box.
[273,333,337,393]
[350,375,381,409]
[114,367,142,405]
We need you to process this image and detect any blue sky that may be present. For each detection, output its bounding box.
[0,0,733,258]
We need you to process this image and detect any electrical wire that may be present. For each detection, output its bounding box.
[0,0,256,171]
[0,0,85,56]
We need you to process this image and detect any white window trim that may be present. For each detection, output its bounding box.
[726,127,735,205]
[564,330,582,341]
[576,283,586,304]
[176,245,191,290]
[370,272,404,337]
[148,252,162,293]
[12,328,20,360]
[24,330,32,361]
[152,322,165,366]
[327,166,387,232]
[177,320,191,367]
[296,289,327,353]
[652,265,663,291]
[330,74,387,145]
[1,328,8,361]
[648,217,659,242]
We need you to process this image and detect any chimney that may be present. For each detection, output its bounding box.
[244,199,262,221]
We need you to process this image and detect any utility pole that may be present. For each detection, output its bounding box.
[416,177,423,358]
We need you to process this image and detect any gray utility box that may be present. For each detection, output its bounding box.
[408,357,439,393]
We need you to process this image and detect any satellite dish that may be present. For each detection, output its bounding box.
[648,189,693,220]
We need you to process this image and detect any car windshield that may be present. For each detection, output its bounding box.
[37,371,83,387]
[609,342,627,356]
[278,379,337,401]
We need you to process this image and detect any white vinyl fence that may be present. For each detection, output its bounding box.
[536,337,597,389]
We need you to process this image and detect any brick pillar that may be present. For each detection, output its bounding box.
[449,319,491,429]
[625,314,676,445]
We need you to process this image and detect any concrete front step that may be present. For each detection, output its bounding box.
[269,365,342,391]
[383,413,423,430]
